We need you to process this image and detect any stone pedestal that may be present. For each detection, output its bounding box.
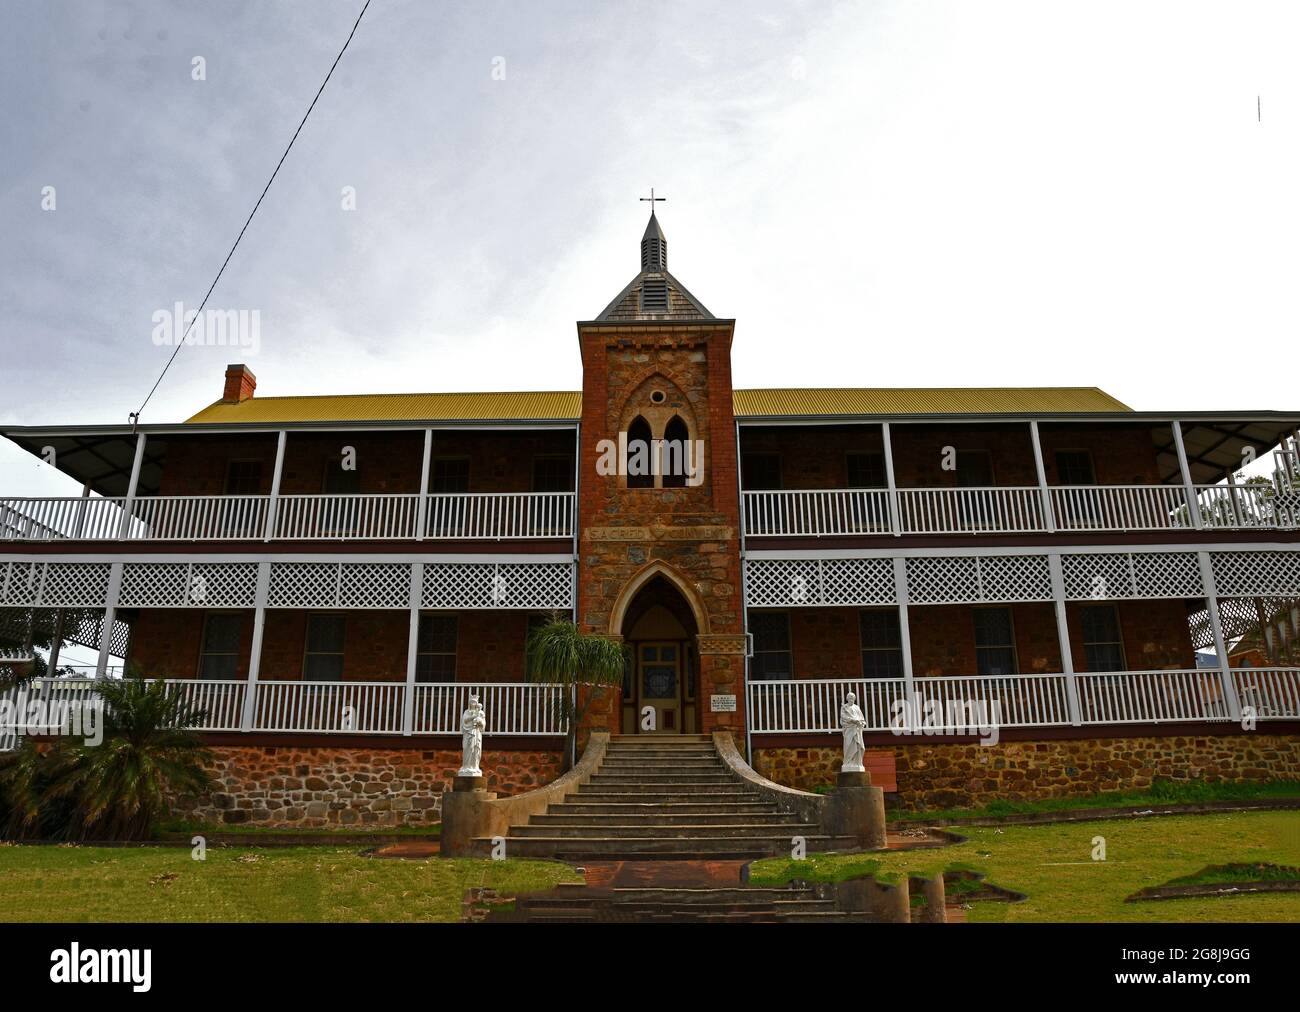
[821,769,887,850]
[440,784,497,857]
[864,877,911,923]
[916,874,947,923]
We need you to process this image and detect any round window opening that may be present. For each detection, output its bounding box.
[649,389,666,405]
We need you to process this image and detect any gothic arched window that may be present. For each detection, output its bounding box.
[627,416,654,489]
[661,415,690,488]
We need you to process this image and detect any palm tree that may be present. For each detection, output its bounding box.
[526,618,628,769]
[5,677,216,841]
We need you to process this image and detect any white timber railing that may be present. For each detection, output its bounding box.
[1195,484,1300,531]
[0,677,569,747]
[742,490,892,537]
[273,494,420,540]
[251,680,406,734]
[1232,667,1300,719]
[1051,485,1190,532]
[420,492,575,541]
[896,487,1045,534]
[0,497,148,540]
[745,669,1300,734]
[0,492,575,542]
[747,677,907,733]
[411,682,568,736]
[1074,669,1229,724]
[133,495,270,540]
[910,673,1073,728]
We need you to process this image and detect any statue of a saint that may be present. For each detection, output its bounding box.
[458,695,486,777]
[840,691,867,773]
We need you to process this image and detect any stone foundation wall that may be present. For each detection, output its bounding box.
[756,734,1300,811]
[174,746,564,828]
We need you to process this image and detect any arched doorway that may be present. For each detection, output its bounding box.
[616,572,701,733]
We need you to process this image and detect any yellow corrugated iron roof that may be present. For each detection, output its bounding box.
[185,391,584,424]
[184,386,1130,424]
[731,387,1131,417]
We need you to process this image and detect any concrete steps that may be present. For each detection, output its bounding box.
[504,883,865,923]
[480,734,850,862]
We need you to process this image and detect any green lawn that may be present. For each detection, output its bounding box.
[750,810,1300,922]
[3,811,1298,922]
[0,845,580,922]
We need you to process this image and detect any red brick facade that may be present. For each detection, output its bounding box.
[575,322,747,736]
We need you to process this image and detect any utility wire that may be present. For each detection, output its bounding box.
[131,0,372,429]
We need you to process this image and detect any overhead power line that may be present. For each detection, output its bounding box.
[131,0,373,429]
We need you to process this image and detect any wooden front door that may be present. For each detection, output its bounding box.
[637,641,682,733]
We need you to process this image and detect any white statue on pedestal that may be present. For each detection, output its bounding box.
[458,695,486,777]
[840,691,867,773]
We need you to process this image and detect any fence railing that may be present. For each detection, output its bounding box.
[419,492,575,541]
[134,495,270,540]
[0,492,575,542]
[745,669,1300,733]
[1232,667,1300,719]
[251,680,406,734]
[411,682,568,736]
[897,487,1046,534]
[0,677,568,746]
[273,494,419,541]
[740,483,1300,537]
[747,677,907,733]
[1051,485,1189,532]
[910,673,1073,728]
[1196,484,1300,531]
[1075,669,1228,724]
[742,490,892,537]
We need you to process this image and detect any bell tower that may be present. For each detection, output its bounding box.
[576,202,746,736]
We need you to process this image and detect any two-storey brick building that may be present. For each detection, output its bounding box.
[3,211,1299,823]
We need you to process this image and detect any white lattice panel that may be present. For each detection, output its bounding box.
[978,555,1052,601]
[820,558,896,606]
[1211,551,1300,597]
[1133,552,1202,598]
[495,563,573,609]
[119,563,190,608]
[192,563,258,607]
[0,562,43,606]
[744,559,822,607]
[38,564,111,607]
[906,557,981,603]
[1063,553,1134,600]
[338,564,411,608]
[422,563,494,609]
[268,563,338,608]
[419,562,569,609]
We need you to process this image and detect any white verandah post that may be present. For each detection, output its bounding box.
[240,561,272,731]
[95,562,124,677]
[882,422,901,537]
[414,429,433,542]
[1047,553,1082,725]
[402,562,423,735]
[1029,420,1056,534]
[1171,421,1203,530]
[892,557,915,729]
[1197,551,1243,722]
[117,433,147,540]
[262,430,287,540]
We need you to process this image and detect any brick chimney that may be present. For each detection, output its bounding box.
[223,363,257,403]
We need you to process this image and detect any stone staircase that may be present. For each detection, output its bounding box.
[477,734,857,861]
[497,882,860,922]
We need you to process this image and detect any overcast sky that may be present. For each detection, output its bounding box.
[3,0,1299,496]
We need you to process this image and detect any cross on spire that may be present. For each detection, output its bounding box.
[639,188,666,213]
